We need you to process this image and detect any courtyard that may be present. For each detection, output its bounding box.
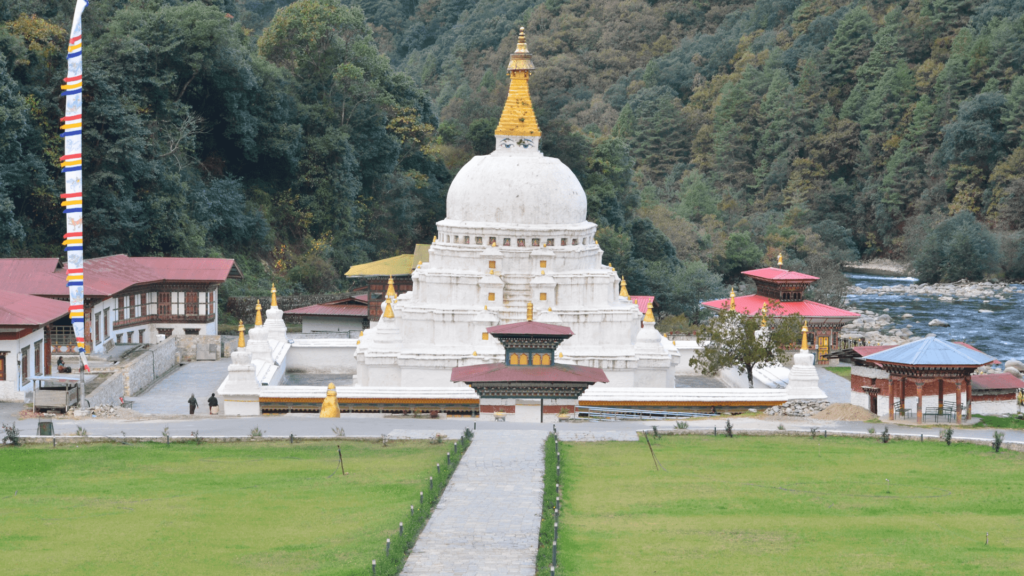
[0,439,450,576]
[556,435,1024,575]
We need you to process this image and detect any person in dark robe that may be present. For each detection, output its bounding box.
[208,393,219,414]
[188,393,198,415]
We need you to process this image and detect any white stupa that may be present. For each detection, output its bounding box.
[354,29,679,388]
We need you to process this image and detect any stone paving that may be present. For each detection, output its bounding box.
[815,366,852,404]
[401,430,548,576]
[127,358,231,415]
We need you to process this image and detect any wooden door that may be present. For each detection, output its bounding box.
[0,354,6,381]
[817,336,830,363]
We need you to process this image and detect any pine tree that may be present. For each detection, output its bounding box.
[824,8,876,98]
[1002,76,1024,148]
[860,61,916,133]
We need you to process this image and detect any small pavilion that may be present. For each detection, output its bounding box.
[450,303,608,421]
[702,255,859,361]
[862,338,996,424]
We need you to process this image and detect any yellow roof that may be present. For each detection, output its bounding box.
[345,244,431,277]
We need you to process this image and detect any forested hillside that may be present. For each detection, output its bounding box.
[3,0,1024,322]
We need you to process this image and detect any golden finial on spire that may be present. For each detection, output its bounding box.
[801,321,808,351]
[383,299,395,319]
[527,302,534,322]
[729,287,736,311]
[620,277,629,298]
[386,275,397,301]
[644,302,655,323]
[417,261,422,269]
[778,252,784,267]
[271,283,278,308]
[254,299,263,326]
[237,319,245,348]
[433,235,437,243]
[495,27,541,139]
[760,303,768,328]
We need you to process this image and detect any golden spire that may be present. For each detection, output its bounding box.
[527,302,534,321]
[386,275,397,301]
[801,321,808,351]
[760,303,768,328]
[432,235,437,243]
[320,383,340,418]
[271,283,278,308]
[644,302,656,323]
[778,252,784,267]
[237,320,245,348]
[383,299,395,319]
[254,299,263,326]
[729,287,736,311]
[619,277,629,298]
[495,27,541,138]
[417,261,422,269]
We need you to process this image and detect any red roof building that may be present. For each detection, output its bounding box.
[702,264,859,361]
[0,255,242,353]
[0,290,71,392]
[286,297,369,335]
[451,304,608,419]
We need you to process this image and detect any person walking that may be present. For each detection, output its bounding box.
[208,393,219,415]
[188,393,198,415]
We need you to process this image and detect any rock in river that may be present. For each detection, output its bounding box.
[928,319,950,327]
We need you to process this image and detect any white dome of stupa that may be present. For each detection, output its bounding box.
[445,154,587,226]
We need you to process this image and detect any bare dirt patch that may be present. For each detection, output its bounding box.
[812,403,877,421]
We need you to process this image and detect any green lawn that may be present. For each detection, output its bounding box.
[559,436,1024,575]
[0,440,443,576]
[824,366,852,380]
[974,415,1024,429]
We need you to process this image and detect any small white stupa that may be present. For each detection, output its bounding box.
[787,322,828,400]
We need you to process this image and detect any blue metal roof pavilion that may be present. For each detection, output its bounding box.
[862,338,995,424]
[863,338,996,367]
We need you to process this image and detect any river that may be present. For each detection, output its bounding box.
[844,274,1024,362]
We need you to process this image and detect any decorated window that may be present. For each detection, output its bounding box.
[546,239,554,246]
[561,238,567,246]
[542,354,551,365]
[475,237,483,245]
[517,239,525,247]
[503,238,510,246]
[532,353,542,365]
[510,354,519,366]
[488,293,495,301]
[489,237,496,246]
[532,238,540,246]
[540,293,547,301]
[147,292,158,315]
[572,239,578,245]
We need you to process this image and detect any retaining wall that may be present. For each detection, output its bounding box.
[175,335,223,362]
[85,337,178,407]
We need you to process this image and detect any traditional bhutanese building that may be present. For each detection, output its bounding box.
[702,256,859,361]
[451,303,608,421]
[344,244,430,322]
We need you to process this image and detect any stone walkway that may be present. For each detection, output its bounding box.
[402,430,548,576]
[128,358,230,415]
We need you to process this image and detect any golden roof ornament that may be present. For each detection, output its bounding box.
[495,27,541,139]
[644,302,656,323]
[778,252,784,267]
[271,284,278,308]
[386,275,398,301]
[254,299,263,326]
[760,303,768,328]
[729,287,736,311]
[383,299,395,319]
[237,320,245,348]
[527,302,534,321]
[619,277,629,298]
[801,321,809,351]
[433,235,437,243]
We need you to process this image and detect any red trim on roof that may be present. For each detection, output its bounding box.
[629,295,654,315]
[742,267,819,281]
[451,363,608,384]
[0,289,70,327]
[972,373,1023,390]
[487,321,574,337]
[286,304,367,317]
[702,294,859,318]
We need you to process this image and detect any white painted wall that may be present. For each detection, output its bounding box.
[0,327,46,402]
[301,316,364,334]
[288,340,358,374]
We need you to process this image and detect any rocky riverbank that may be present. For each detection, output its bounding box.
[841,279,1024,377]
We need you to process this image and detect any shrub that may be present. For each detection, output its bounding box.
[76,426,89,437]
[867,427,876,435]
[777,423,785,430]
[943,427,954,446]
[810,427,818,439]
[725,419,734,438]
[2,422,21,446]
[675,421,689,429]
[250,426,263,438]
[993,430,1005,453]
[332,426,346,437]
[881,427,890,444]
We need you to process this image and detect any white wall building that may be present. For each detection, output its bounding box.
[0,290,70,402]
